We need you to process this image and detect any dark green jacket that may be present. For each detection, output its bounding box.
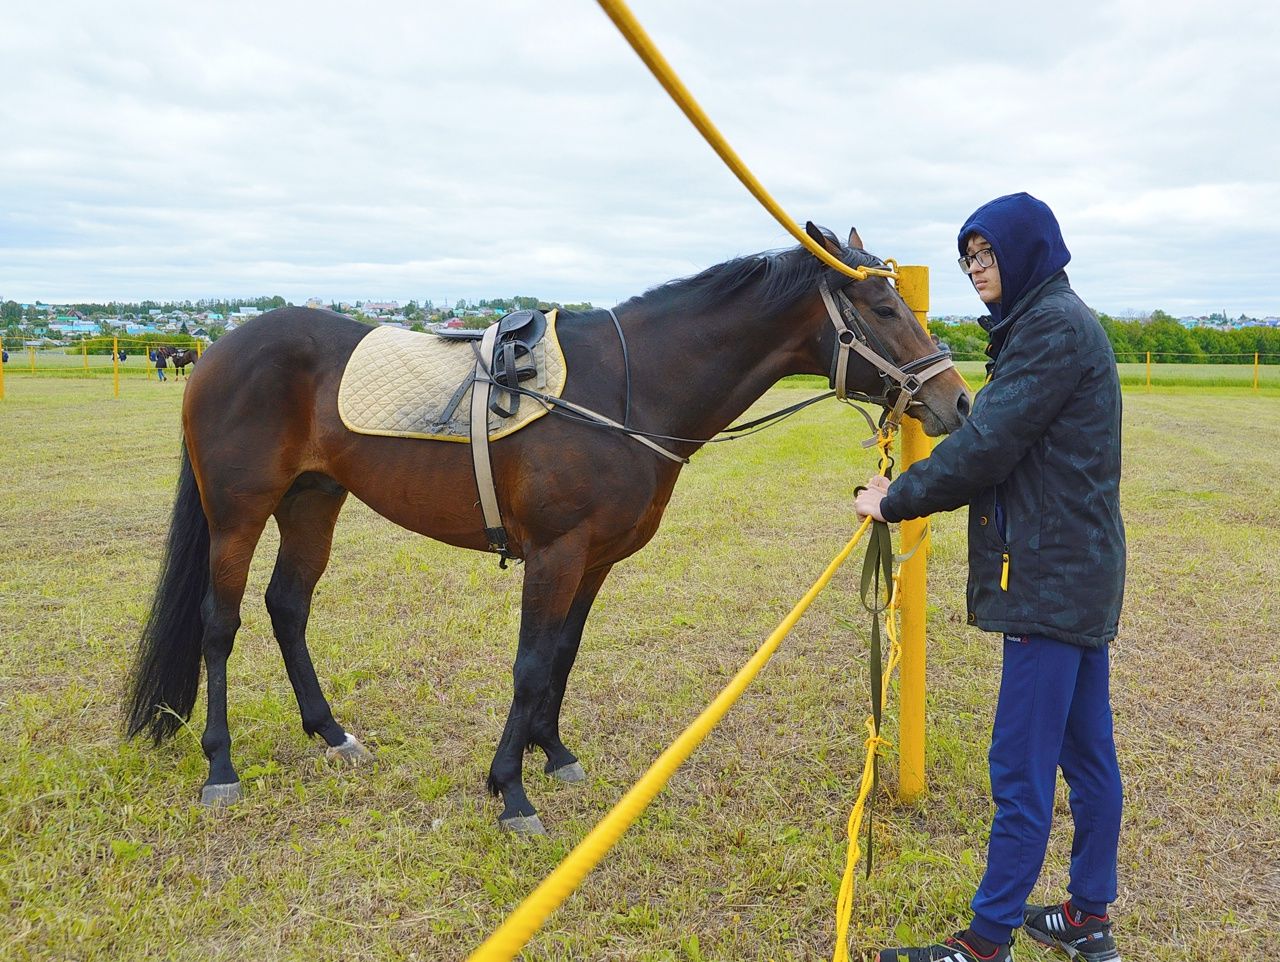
[881,272,1125,648]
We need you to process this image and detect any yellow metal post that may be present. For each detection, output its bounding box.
[113,336,120,398]
[83,340,88,370]
[1254,352,1260,391]
[895,265,931,804]
[1146,351,1151,389]
[29,346,35,372]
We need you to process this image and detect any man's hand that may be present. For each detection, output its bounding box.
[855,474,891,522]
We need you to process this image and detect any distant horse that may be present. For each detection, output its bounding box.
[125,226,971,833]
[164,347,198,379]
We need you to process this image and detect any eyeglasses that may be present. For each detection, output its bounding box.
[958,248,996,274]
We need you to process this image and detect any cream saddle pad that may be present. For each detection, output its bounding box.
[337,315,567,442]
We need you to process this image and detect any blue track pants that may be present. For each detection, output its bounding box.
[969,633,1123,946]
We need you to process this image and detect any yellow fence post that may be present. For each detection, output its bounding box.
[29,346,36,373]
[1146,351,1151,390]
[83,340,88,370]
[1254,352,1260,391]
[895,265,931,804]
[113,336,120,398]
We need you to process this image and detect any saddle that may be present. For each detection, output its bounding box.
[433,309,548,419]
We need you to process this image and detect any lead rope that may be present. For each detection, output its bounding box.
[859,430,895,875]
[833,427,899,962]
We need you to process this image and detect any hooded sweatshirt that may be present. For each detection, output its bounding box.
[880,193,1125,647]
[959,191,1071,327]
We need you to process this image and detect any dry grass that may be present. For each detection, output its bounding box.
[1,377,1277,961]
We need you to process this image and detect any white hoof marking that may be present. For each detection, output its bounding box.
[549,761,586,783]
[325,734,374,766]
[500,814,547,836]
[200,782,242,807]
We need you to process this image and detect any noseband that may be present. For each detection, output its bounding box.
[820,278,956,432]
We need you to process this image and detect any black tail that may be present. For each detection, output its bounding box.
[125,440,210,742]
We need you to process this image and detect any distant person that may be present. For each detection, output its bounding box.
[1,349,8,363]
[155,349,168,382]
[858,193,1126,962]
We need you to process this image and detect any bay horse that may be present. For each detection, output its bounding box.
[125,226,971,833]
[164,346,198,378]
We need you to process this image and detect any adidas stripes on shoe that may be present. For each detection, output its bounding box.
[878,931,1013,962]
[1022,902,1120,961]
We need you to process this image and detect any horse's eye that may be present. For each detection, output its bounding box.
[874,306,897,319]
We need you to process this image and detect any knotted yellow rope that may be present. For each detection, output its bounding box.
[832,571,905,962]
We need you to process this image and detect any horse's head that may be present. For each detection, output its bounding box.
[806,223,971,437]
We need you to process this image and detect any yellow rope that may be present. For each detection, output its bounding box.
[832,577,904,961]
[594,0,895,283]
[832,430,902,961]
[467,518,874,962]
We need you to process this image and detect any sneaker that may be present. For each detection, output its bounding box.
[878,931,1013,962]
[1022,902,1120,960]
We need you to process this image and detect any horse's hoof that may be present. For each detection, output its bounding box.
[499,813,547,836]
[200,782,242,807]
[325,734,374,766]
[547,761,586,783]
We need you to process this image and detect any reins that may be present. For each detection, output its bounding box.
[478,263,958,460]
[470,377,891,460]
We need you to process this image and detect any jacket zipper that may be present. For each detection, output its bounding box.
[994,487,1011,592]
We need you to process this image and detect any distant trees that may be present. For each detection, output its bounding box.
[1093,311,1277,363]
[932,321,987,360]
[937,311,1280,364]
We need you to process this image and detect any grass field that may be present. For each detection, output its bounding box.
[1,378,1277,961]
[958,359,1280,389]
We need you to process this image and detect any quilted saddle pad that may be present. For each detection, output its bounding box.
[337,314,567,442]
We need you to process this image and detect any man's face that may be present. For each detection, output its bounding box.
[965,233,1002,305]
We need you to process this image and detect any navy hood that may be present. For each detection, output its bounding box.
[958,192,1070,324]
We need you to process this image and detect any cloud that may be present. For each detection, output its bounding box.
[1,0,1277,316]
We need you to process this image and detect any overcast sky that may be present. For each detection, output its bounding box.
[3,0,1277,316]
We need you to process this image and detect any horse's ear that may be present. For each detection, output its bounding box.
[805,221,842,256]
[847,226,865,250]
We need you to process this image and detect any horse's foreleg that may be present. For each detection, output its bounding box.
[199,521,267,805]
[529,564,612,783]
[266,481,371,764]
[487,536,589,834]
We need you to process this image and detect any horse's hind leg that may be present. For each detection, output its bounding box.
[529,564,613,784]
[199,519,270,805]
[264,477,371,764]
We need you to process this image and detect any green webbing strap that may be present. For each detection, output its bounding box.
[857,512,895,876]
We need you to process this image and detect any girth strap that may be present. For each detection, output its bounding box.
[469,324,515,565]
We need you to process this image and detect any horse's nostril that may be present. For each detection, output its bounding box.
[957,392,972,417]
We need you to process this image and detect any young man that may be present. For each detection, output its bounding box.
[855,193,1126,962]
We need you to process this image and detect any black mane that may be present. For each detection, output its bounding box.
[615,241,885,318]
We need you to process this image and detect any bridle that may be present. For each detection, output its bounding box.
[820,273,956,433]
